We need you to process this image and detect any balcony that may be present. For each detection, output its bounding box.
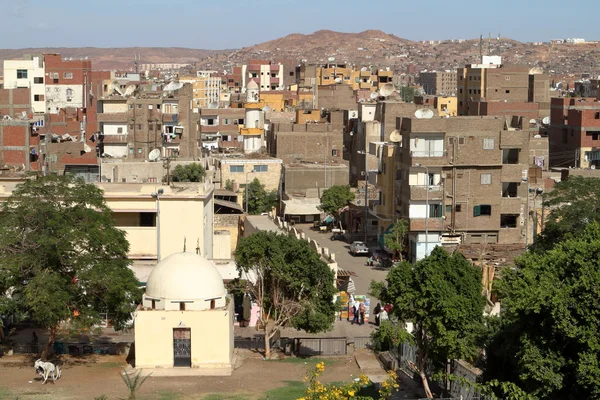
[121,227,157,258]
[270,77,280,85]
[409,185,443,201]
[410,151,449,166]
[200,125,219,133]
[102,135,129,144]
[162,114,179,123]
[97,112,128,123]
[409,218,445,231]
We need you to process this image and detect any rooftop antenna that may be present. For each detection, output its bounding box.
[134,54,140,74]
[196,238,201,255]
[498,32,502,55]
[183,237,187,252]
[488,33,491,56]
[479,34,483,61]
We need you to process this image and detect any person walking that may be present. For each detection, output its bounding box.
[351,304,359,325]
[373,303,382,326]
[358,302,366,325]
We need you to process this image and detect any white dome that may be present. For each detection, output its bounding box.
[145,252,226,302]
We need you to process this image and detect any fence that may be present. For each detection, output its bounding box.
[13,341,125,356]
[233,335,372,357]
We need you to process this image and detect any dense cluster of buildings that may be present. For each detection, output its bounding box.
[1,50,600,277]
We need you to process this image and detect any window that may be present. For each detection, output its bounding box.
[34,94,44,101]
[459,89,463,94]
[480,173,492,185]
[459,101,463,106]
[332,149,338,157]
[207,118,215,125]
[137,148,143,154]
[586,131,600,141]
[117,127,123,134]
[502,182,519,197]
[595,112,600,119]
[445,205,452,214]
[473,205,492,216]
[505,76,511,81]
[129,124,134,130]
[148,122,154,131]
[253,165,268,172]
[429,204,442,218]
[137,104,142,109]
[66,88,74,97]
[500,214,519,228]
[148,105,153,110]
[151,299,156,309]
[34,77,43,84]
[139,213,156,227]
[505,90,510,94]
[483,138,495,150]
[456,204,462,212]
[63,72,73,79]
[17,69,28,79]
[179,302,186,311]
[502,148,519,164]
[137,124,142,130]
[210,299,216,309]
[229,165,244,173]
[458,137,465,145]
[129,104,134,109]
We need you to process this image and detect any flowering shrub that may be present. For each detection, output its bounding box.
[298,362,399,400]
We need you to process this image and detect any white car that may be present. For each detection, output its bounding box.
[350,241,369,256]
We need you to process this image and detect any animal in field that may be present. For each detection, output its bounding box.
[34,358,62,384]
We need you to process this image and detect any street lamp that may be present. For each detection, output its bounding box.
[151,188,164,262]
[245,169,256,214]
[357,150,368,243]
[413,163,429,258]
[529,187,543,244]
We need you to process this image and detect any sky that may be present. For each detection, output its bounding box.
[0,0,598,49]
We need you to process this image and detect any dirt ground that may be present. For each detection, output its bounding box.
[0,350,362,400]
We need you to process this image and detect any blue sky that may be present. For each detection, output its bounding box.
[0,0,598,49]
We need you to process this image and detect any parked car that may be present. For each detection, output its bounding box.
[350,241,369,256]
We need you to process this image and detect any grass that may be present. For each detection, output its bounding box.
[155,391,183,400]
[202,394,254,400]
[271,357,338,367]
[264,381,306,399]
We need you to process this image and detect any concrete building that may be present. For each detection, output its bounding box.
[397,115,537,262]
[241,60,287,92]
[135,252,234,374]
[199,108,246,152]
[180,71,221,111]
[2,55,46,113]
[44,54,92,114]
[419,71,457,96]
[457,57,549,118]
[212,154,283,196]
[415,95,458,117]
[549,97,600,168]
[0,119,41,171]
[96,82,199,160]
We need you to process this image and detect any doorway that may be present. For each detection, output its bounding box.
[173,328,191,367]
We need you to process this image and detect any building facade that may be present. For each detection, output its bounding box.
[419,71,457,96]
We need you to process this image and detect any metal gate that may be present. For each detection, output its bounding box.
[173,328,191,367]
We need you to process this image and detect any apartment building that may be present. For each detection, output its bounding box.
[242,60,287,92]
[221,67,243,94]
[299,63,395,92]
[549,97,600,168]
[457,57,550,118]
[44,54,92,114]
[397,116,535,262]
[180,71,221,110]
[2,55,46,113]
[419,70,457,96]
[199,108,246,151]
[96,83,198,160]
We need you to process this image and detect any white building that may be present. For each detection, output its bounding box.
[3,56,46,113]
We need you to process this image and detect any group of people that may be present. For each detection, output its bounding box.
[372,303,393,326]
[365,256,382,267]
[351,301,367,325]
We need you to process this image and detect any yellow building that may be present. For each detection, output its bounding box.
[373,143,399,241]
[134,252,234,374]
[436,96,458,116]
[180,72,221,111]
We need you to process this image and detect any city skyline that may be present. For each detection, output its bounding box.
[0,0,597,49]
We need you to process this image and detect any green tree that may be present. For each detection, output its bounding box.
[171,163,206,182]
[399,86,416,103]
[485,222,600,399]
[244,178,278,215]
[371,247,486,398]
[224,179,234,191]
[235,231,336,357]
[318,185,355,221]
[0,175,142,359]
[383,219,408,261]
[535,176,600,251]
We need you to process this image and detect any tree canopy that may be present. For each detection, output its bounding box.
[485,222,600,399]
[235,231,336,357]
[244,178,278,215]
[383,219,408,261]
[171,163,206,182]
[0,175,141,358]
[371,247,486,398]
[535,176,600,251]
[318,185,355,220]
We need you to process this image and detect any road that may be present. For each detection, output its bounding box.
[296,224,389,300]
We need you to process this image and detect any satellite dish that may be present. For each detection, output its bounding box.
[335,77,343,84]
[389,130,401,143]
[264,105,271,112]
[328,56,336,62]
[529,118,537,124]
[414,108,434,119]
[360,67,368,72]
[380,83,394,97]
[149,149,161,161]
[123,85,136,97]
[592,165,597,170]
[542,116,550,125]
[370,92,379,100]
[163,80,184,91]
[529,67,543,75]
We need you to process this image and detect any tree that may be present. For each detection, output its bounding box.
[535,176,600,251]
[171,163,206,182]
[224,179,234,191]
[244,178,278,215]
[235,231,336,357]
[318,185,355,221]
[485,222,600,399]
[371,247,486,398]
[399,86,416,103]
[0,175,142,359]
[383,219,408,261]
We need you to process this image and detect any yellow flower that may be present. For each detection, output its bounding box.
[348,390,355,396]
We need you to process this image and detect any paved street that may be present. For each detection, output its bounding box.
[295,224,390,300]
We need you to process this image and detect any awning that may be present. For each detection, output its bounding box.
[283,198,321,216]
[214,199,243,213]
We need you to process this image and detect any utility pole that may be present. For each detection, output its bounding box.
[163,156,172,184]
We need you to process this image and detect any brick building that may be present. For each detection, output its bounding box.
[0,120,40,171]
[396,115,539,262]
[419,70,457,96]
[44,54,92,114]
[199,108,246,151]
[96,83,198,160]
[549,97,600,168]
